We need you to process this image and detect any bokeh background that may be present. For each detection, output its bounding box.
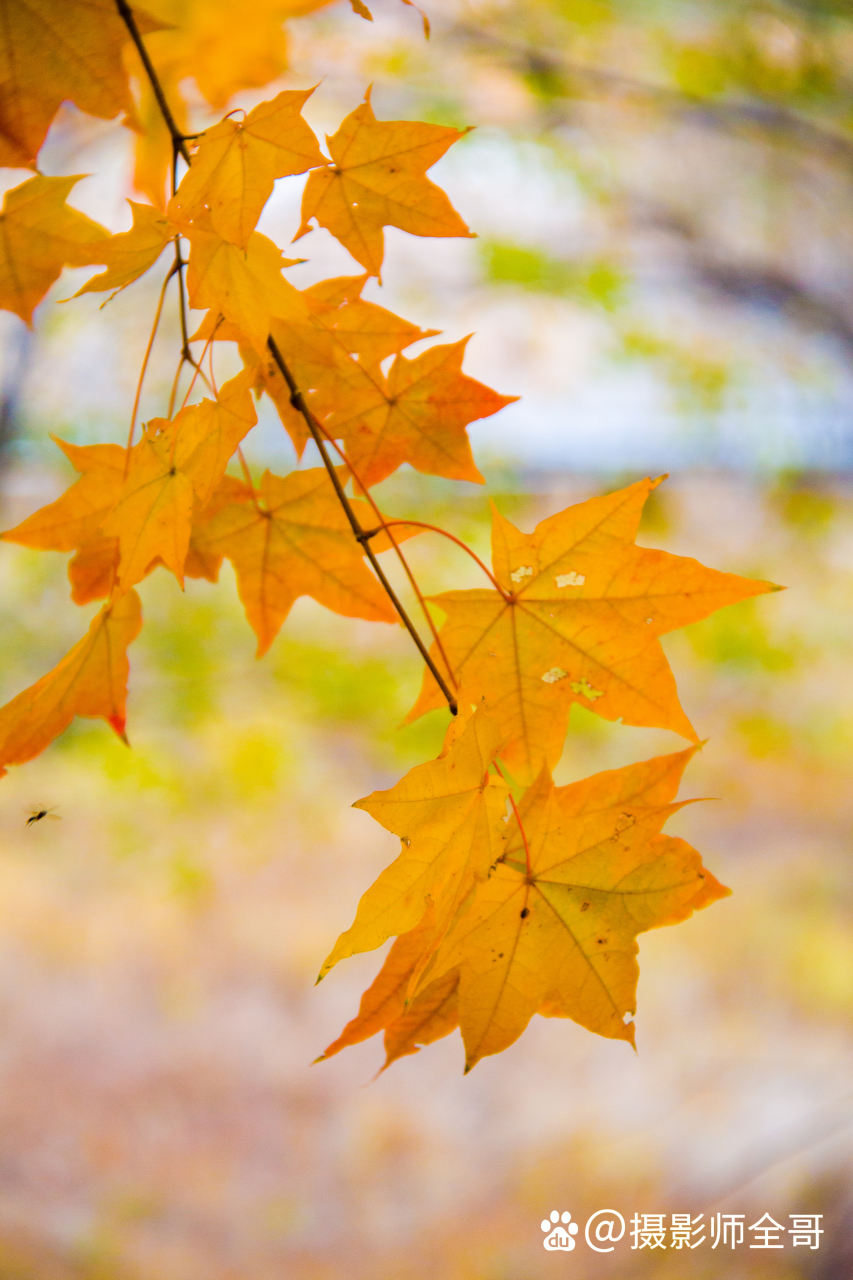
[0,1,852,1276]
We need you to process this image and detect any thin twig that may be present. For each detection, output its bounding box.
[267,334,458,714]
[376,520,508,598]
[124,261,176,474]
[116,0,191,166]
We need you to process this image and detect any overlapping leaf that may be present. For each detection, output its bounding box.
[319,708,509,981]
[184,217,307,352]
[170,88,325,248]
[0,0,163,168]
[295,93,474,277]
[408,478,779,784]
[0,589,142,777]
[422,748,726,1070]
[103,368,257,589]
[0,176,108,323]
[190,466,420,656]
[73,201,173,301]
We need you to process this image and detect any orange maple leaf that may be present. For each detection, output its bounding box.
[0,176,108,324]
[424,748,727,1071]
[0,589,142,777]
[169,88,325,249]
[318,909,460,1072]
[0,0,164,168]
[295,92,474,277]
[190,466,420,656]
[73,201,173,301]
[1,438,125,554]
[319,708,509,981]
[408,478,780,784]
[102,368,257,590]
[184,217,307,352]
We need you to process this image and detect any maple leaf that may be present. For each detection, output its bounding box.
[68,534,122,605]
[73,201,173,301]
[2,438,125,554]
[103,368,257,589]
[0,589,142,778]
[318,910,460,1071]
[193,273,443,463]
[169,89,325,249]
[0,176,108,324]
[316,907,440,1060]
[423,748,727,1071]
[190,466,420,656]
[408,478,780,784]
[325,337,517,489]
[184,218,307,352]
[295,93,474,278]
[318,708,509,981]
[0,0,164,168]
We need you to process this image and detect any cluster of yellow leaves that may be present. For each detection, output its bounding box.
[0,0,779,1070]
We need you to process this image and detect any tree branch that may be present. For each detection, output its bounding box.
[116,0,191,166]
[266,335,458,715]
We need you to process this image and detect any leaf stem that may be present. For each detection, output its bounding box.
[375,520,508,598]
[266,334,458,715]
[493,759,532,879]
[124,260,176,474]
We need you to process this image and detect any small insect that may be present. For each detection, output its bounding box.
[25,806,61,827]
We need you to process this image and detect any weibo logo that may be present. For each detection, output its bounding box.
[541,1210,580,1251]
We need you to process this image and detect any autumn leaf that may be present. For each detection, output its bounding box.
[2,438,125,553]
[318,708,509,981]
[169,89,325,249]
[190,466,420,656]
[0,0,164,168]
[194,273,442,462]
[0,589,142,777]
[184,218,307,352]
[0,176,108,324]
[295,93,474,277]
[325,337,517,489]
[423,749,727,1071]
[73,201,173,301]
[316,908,438,1060]
[408,478,780,784]
[67,534,122,605]
[103,368,257,589]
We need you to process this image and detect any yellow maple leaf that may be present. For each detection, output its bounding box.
[73,201,173,301]
[295,92,474,277]
[184,218,307,352]
[169,89,325,249]
[426,749,727,1071]
[2,438,125,553]
[128,0,332,205]
[319,708,509,981]
[0,589,142,777]
[103,368,257,589]
[190,467,419,657]
[0,0,164,168]
[408,478,781,784]
[0,176,108,324]
[191,273,442,461]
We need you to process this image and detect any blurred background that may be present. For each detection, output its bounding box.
[0,0,851,1276]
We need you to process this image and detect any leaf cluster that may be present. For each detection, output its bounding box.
[0,0,778,1071]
